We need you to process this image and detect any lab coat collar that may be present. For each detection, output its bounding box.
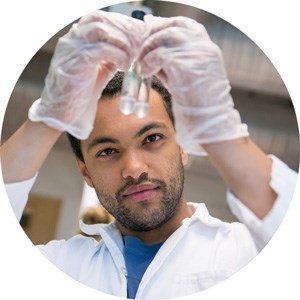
[79,202,230,240]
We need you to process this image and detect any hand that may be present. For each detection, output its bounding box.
[139,15,248,155]
[29,10,144,139]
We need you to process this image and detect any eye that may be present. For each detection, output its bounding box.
[144,134,162,144]
[97,148,117,157]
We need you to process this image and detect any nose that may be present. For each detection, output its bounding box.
[121,151,149,180]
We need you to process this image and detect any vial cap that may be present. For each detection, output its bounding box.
[131,10,146,20]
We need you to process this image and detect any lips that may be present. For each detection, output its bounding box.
[123,183,159,202]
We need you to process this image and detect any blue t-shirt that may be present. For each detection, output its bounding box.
[123,236,163,299]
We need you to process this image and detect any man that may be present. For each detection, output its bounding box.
[1,10,297,299]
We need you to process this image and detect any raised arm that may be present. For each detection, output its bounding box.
[1,11,145,224]
[139,15,297,225]
[202,137,276,219]
[1,10,144,185]
[1,120,62,183]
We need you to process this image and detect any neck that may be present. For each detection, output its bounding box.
[117,198,193,245]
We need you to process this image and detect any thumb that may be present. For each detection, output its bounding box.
[91,62,117,101]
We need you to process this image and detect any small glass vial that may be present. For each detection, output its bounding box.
[120,60,139,115]
[120,60,150,118]
[135,75,150,118]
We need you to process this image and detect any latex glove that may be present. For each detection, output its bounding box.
[29,10,144,139]
[139,15,248,155]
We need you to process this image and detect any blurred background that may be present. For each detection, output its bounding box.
[1,1,299,245]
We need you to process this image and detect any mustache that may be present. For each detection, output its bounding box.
[116,173,165,200]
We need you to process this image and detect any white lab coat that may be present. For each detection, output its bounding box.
[5,155,297,299]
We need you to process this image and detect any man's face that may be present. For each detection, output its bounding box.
[79,89,188,232]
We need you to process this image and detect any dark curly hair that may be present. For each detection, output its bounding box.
[67,71,174,162]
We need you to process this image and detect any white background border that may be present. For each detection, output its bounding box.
[0,0,299,299]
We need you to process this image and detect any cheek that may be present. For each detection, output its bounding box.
[166,150,184,177]
[89,167,119,198]
[151,150,182,181]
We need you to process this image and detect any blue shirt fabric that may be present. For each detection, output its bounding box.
[123,236,164,299]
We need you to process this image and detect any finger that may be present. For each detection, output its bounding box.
[139,17,210,73]
[78,10,144,33]
[140,26,194,61]
[144,14,209,38]
[139,26,204,77]
[77,10,145,50]
[51,38,131,80]
[67,22,133,54]
[91,62,117,101]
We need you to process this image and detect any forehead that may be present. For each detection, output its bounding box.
[87,89,174,141]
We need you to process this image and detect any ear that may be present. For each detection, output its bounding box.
[76,159,94,188]
[180,147,189,166]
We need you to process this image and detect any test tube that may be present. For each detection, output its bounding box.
[119,60,140,115]
[119,60,151,118]
[135,73,151,118]
[119,10,150,118]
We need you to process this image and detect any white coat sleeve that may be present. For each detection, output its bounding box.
[5,174,38,221]
[226,155,298,251]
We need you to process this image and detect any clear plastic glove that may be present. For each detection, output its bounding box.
[29,10,144,139]
[139,15,248,155]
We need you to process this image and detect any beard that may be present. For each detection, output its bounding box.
[94,158,185,232]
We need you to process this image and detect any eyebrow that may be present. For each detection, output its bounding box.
[87,122,167,152]
[87,137,119,152]
[134,122,167,138]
